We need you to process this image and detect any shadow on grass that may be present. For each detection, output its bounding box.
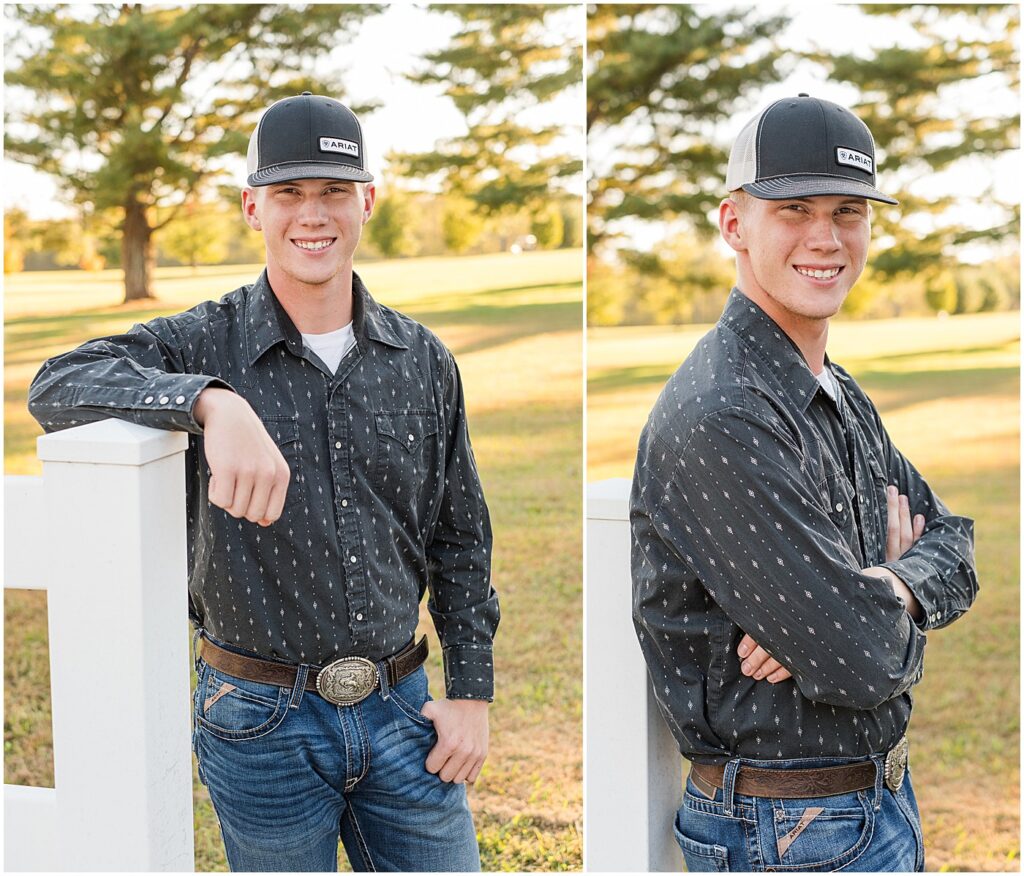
[590,360,1019,416]
[6,284,582,368]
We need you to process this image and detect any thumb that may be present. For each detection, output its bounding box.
[419,699,439,721]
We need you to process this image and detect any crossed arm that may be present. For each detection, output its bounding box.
[739,485,925,684]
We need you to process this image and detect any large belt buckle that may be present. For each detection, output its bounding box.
[316,656,378,706]
[884,736,909,791]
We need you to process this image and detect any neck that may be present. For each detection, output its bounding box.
[266,263,355,334]
[735,278,829,375]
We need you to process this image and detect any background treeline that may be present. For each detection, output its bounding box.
[3,193,582,273]
[588,3,1020,324]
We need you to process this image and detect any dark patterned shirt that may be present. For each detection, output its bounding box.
[29,271,498,700]
[631,288,977,763]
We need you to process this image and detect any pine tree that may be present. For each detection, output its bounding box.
[5,4,381,301]
[587,5,788,252]
[391,5,582,219]
[822,4,1019,283]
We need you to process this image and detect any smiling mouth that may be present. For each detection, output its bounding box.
[292,238,336,252]
[794,266,843,280]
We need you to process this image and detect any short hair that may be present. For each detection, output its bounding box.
[729,189,753,213]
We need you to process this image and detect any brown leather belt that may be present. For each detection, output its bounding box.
[690,737,908,799]
[198,635,429,707]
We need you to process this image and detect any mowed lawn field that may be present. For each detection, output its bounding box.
[4,250,583,871]
[588,312,1019,871]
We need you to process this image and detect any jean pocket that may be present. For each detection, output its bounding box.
[195,663,290,741]
[770,791,874,871]
[674,821,729,872]
[388,668,435,728]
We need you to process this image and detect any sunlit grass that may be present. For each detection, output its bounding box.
[588,311,1020,872]
[4,250,583,871]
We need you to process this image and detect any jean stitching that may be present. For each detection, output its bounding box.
[763,789,876,871]
[196,684,289,741]
[390,690,434,727]
[338,706,357,791]
[353,705,371,787]
[343,805,377,872]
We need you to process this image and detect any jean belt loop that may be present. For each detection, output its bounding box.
[289,664,309,710]
[871,753,885,810]
[376,659,392,701]
[191,627,205,672]
[722,759,741,817]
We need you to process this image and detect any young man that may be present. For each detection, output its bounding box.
[630,95,977,871]
[29,93,498,872]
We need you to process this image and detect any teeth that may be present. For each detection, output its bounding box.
[295,240,332,251]
[796,267,840,279]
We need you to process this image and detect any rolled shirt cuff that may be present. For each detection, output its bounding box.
[442,643,494,701]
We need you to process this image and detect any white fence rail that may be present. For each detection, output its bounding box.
[4,420,194,872]
[586,478,682,872]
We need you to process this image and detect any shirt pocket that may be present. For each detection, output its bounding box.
[260,415,304,511]
[373,410,440,505]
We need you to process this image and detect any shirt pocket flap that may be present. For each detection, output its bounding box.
[260,416,299,448]
[375,411,438,453]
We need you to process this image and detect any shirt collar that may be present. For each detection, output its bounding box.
[245,269,408,366]
[719,287,824,412]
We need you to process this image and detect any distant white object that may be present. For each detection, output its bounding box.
[586,479,683,872]
[510,243,523,255]
[5,420,194,872]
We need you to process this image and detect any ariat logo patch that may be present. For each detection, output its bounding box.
[836,147,873,173]
[319,137,359,157]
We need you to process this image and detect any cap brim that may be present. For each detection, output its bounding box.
[247,162,374,186]
[742,175,898,205]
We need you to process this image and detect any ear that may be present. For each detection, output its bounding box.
[361,183,377,225]
[718,197,746,253]
[241,187,262,231]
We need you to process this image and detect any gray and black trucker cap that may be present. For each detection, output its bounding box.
[725,94,897,205]
[246,92,374,187]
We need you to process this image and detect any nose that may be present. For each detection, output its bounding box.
[296,195,328,226]
[805,215,841,252]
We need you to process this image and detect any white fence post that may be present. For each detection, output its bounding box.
[586,478,682,872]
[11,419,194,872]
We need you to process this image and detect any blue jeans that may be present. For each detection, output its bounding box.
[675,755,925,872]
[191,649,480,872]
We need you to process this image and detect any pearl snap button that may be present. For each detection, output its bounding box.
[335,441,342,450]
[350,555,357,563]
[144,396,154,404]
[408,433,415,442]
[175,395,185,404]
[356,613,363,621]
[341,499,348,507]
[159,395,169,404]
[835,502,844,512]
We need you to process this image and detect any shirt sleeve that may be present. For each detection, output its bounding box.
[28,317,232,435]
[425,350,499,701]
[872,416,978,632]
[632,405,925,712]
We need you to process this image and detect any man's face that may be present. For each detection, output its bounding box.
[719,193,871,325]
[241,178,375,290]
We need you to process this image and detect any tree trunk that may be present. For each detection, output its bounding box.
[122,198,155,302]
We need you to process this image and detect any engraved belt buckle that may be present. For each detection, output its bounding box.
[316,656,378,706]
[883,736,909,792]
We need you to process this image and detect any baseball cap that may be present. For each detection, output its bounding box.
[246,92,374,187]
[726,94,897,205]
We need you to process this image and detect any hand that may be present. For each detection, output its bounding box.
[420,698,489,785]
[884,485,926,562]
[737,633,792,683]
[194,387,291,527]
[864,485,925,621]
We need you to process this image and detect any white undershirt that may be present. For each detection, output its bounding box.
[815,367,839,402]
[301,322,355,374]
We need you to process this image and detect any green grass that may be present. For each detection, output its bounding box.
[588,311,1020,872]
[4,250,583,871]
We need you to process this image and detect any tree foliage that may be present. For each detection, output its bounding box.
[822,3,1020,282]
[366,183,416,258]
[4,4,381,301]
[391,4,582,218]
[587,4,789,251]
